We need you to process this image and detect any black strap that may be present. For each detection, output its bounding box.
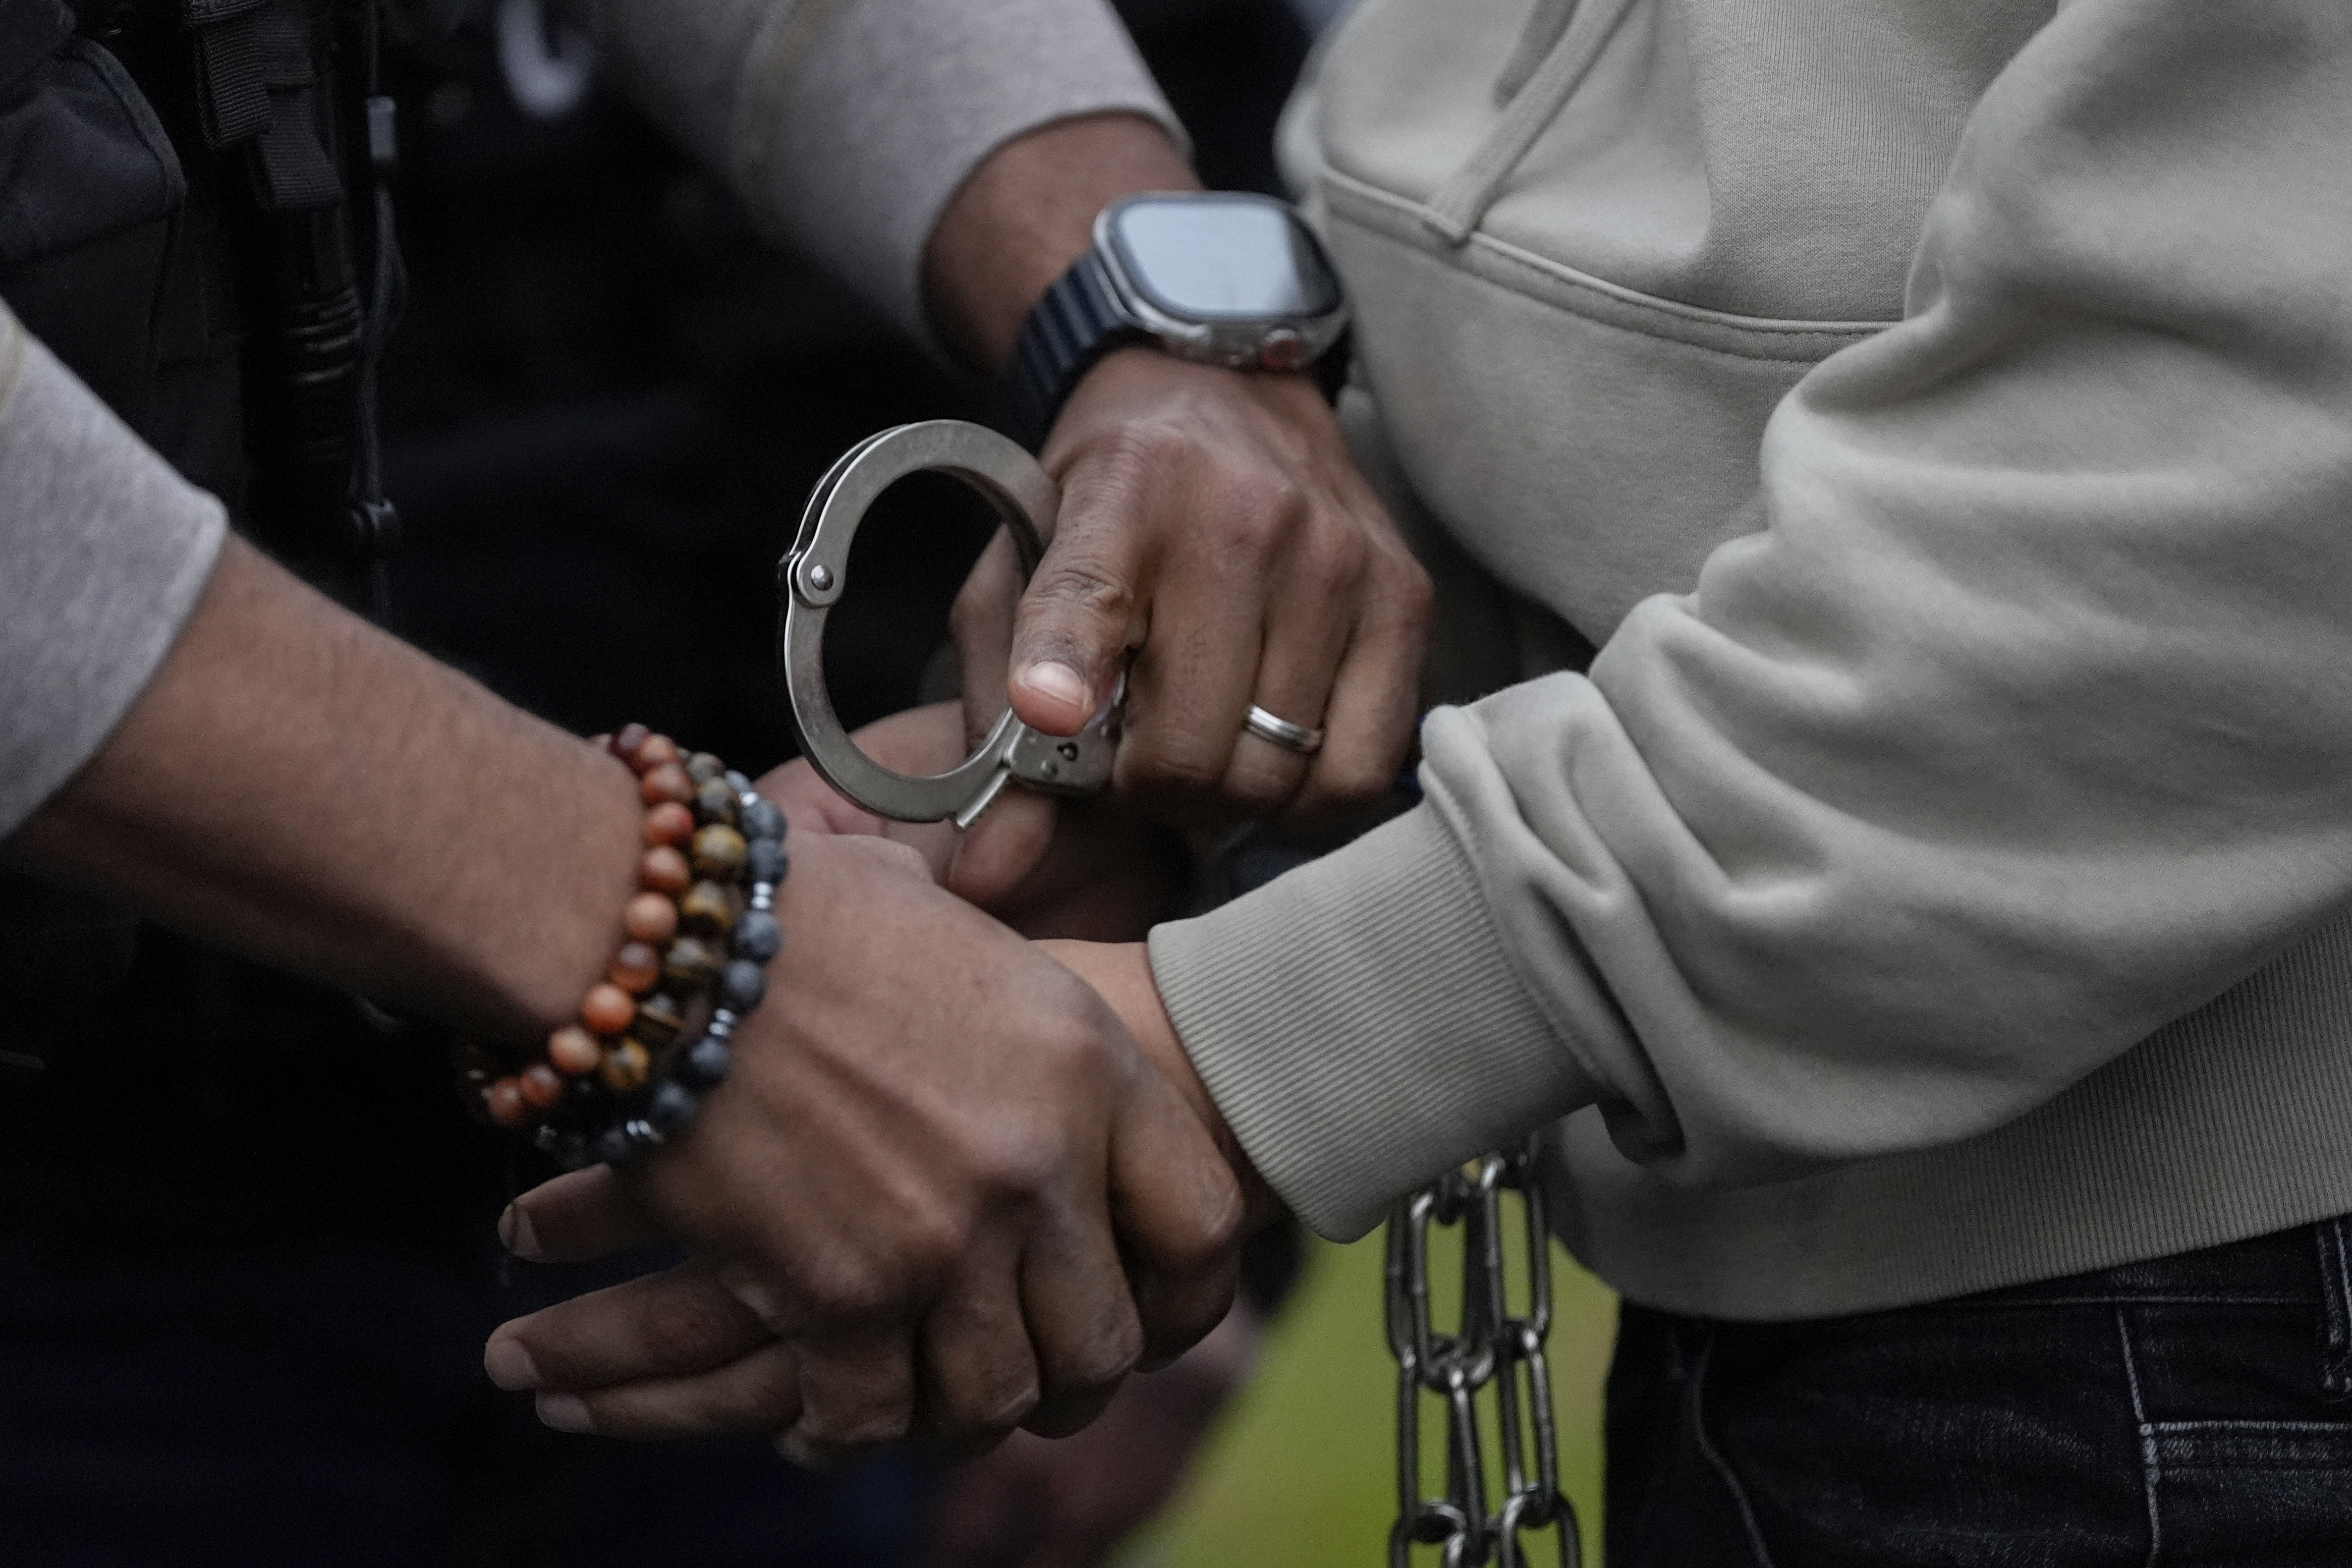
[178,0,340,211]
[161,0,406,587]
[345,1,404,610]
[1006,250,1146,449]
[1006,234,1355,448]
[182,0,270,142]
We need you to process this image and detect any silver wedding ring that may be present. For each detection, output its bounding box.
[1242,704,1325,757]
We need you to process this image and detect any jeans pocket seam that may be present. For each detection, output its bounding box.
[2315,1220,2352,1400]
[2117,1308,2165,1568]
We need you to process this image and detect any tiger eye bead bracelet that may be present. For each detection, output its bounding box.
[461,724,787,1169]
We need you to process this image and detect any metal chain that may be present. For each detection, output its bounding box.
[1385,1139,1579,1568]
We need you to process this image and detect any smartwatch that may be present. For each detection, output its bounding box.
[1008,191,1349,444]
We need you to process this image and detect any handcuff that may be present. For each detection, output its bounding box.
[777,420,1120,830]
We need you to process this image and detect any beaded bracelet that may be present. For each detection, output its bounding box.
[458,724,786,1171]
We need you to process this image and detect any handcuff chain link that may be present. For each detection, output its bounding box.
[1385,1138,1579,1568]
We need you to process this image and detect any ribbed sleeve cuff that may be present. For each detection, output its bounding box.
[0,313,226,836]
[730,0,1182,344]
[1148,805,1594,1239]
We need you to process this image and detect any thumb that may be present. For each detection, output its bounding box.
[1005,482,1151,738]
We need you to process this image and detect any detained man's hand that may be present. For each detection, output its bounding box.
[954,351,1430,826]
[483,833,1241,1462]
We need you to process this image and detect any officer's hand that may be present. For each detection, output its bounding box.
[954,351,1430,825]
[483,834,1242,1462]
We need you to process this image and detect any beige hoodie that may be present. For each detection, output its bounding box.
[1152,0,2352,1316]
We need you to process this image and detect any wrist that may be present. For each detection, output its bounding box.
[923,112,1198,374]
[508,748,649,1036]
[1003,191,1348,446]
[466,728,789,1170]
[1037,938,1283,1228]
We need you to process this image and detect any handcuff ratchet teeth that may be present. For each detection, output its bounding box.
[777,419,1118,830]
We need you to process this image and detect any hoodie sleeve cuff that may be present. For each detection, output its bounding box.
[1147,804,1595,1239]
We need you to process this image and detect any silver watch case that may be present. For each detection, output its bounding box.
[1091,195,1350,375]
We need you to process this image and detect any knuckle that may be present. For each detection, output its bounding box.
[1298,538,1367,604]
[1122,737,1229,799]
[1225,468,1309,531]
[953,1085,1091,1202]
[1050,1309,1144,1400]
[1024,555,1135,642]
[1202,476,1304,560]
[961,1126,1062,1203]
[1200,1192,1248,1265]
[1148,1285,1238,1370]
[1222,753,1304,816]
[1166,1177,1248,1278]
[939,1370,1040,1440]
[1381,553,1437,632]
[800,1249,904,1325]
[1038,1008,1110,1074]
[797,1273,874,1327]
[892,1197,972,1288]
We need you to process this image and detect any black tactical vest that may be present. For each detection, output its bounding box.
[13,0,408,553]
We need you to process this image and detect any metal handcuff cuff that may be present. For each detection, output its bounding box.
[777,420,1119,829]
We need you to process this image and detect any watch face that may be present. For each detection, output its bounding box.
[1103,195,1343,323]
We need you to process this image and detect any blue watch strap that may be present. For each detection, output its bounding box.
[1008,251,1145,448]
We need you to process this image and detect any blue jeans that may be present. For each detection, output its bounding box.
[1607,1218,2352,1567]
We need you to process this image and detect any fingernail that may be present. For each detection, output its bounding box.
[484,1337,541,1392]
[1017,661,1089,712]
[497,1204,541,1261]
[775,1430,823,1470]
[716,1263,787,1331]
[535,1393,595,1434]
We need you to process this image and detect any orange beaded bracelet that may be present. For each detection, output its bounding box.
[457,723,785,1167]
